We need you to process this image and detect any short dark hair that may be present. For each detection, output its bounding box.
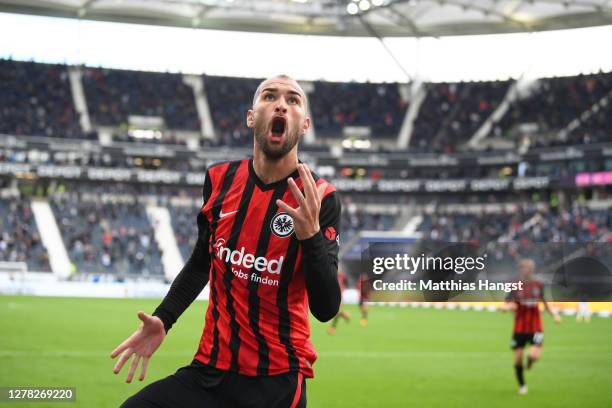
[252,75,309,113]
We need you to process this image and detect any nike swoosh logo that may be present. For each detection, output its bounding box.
[219,210,238,219]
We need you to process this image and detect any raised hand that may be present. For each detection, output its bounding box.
[110,311,166,383]
[276,164,327,241]
[501,302,516,312]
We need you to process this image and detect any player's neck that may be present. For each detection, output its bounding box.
[252,149,298,185]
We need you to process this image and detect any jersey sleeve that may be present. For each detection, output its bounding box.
[152,170,213,332]
[319,191,341,259]
[299,191,342,322]
[537,281,545,301]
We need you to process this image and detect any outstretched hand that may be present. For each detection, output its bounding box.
[276,164,327,241]
[110,311,166,383]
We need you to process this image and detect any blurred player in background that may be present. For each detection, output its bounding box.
[328,271,350,334]
[576,301,592,323]
[504,258,561,395]
[358,272,372,326]
[110,75,342,408]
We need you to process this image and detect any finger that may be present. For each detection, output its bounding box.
[113,349,133,374]
[126,354,141,383]
[139,357,150,381]
[304,163,318,188]
[305,165,322,208]
[137,311,150,324]
[298,164,316,203]
[110,338,131,359]
[298,164,314,200]
[304,164,320,198]
[276,200,299,218]
[287,177,306,207]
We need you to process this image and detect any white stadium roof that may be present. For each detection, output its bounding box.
[1,0,612,37]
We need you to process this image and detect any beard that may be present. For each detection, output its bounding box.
[253,117,301,160]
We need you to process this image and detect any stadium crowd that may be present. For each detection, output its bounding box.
[310,81,407,138]
[2,59,610,152]
[51,194,164,278]
[341,196,396,244]
[418,207,536,244]
[83,67,200,131]
[419,205,611,245]
[169,204,199,262]
[418,205,612,277]
[0,198,51,272]
[411,80,510,153]
[0,59,90,139]
[491,71,612,148]
[204,75,261,147]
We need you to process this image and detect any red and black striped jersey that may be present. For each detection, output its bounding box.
[337,271,347,292]
[507,280,544,334]
[193,158,341,378]
[357,275,372,302]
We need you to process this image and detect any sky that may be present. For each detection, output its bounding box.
[1,12,611,83]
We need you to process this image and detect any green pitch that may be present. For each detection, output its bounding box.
[1,296,611,408]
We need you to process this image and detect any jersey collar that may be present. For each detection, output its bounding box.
[247,158,301,192]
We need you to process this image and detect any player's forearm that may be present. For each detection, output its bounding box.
[153,242,210,332]
[300,231,341,322]
[543,300,556,317]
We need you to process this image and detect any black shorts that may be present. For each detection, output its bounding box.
[120,360,306,408]
[511,332,544,349]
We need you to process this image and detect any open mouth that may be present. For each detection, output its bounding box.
[270,117,287,138]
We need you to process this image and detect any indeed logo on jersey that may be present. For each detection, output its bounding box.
[214,238,283,274]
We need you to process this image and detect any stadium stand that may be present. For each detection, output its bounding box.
[82,67,199,134]
[417,205,612,272]
[204,75,262,147]
[417,207,537,244]
[310,81,407,138]
[2,60,609,152]
[168,204,199,262]
[0,198,51,272]
[491,71,612,148]
[50,193,164,278]
[0,143,209,173]
[1,60,611,281]
[517,206,611,243]
[411,80,511,152]
[342,197,397,244]
[565,88,612,146]
[0,59,89,139]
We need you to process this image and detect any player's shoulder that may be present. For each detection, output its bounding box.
[316,176,340,210]
[534,279,545,293]
[309,169,341,220]
[310,171,337,199]
[205,158,249,185]
[206,159,247,176]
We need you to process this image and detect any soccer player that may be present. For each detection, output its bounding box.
[576,300,592,323]
[111,75,342,408]
[504,258,561,395]
[357,272,371,326]
[328,271,350,334]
